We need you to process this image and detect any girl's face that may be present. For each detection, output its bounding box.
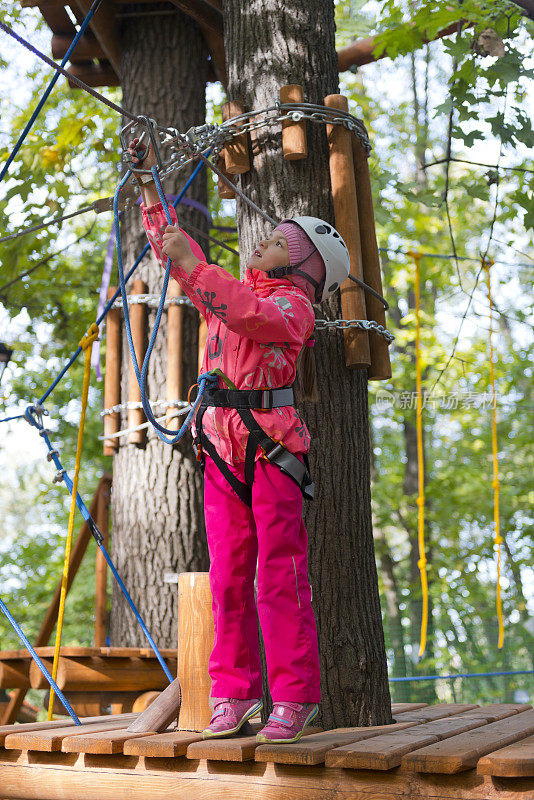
[245,230,289,272]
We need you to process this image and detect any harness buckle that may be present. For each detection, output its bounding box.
[260,389,273,410]
[259,440,284,461]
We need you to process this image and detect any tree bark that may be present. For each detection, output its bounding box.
[223,0,391,728]
[110,8,210,648]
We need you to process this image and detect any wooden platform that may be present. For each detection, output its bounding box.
[0,702,533,799]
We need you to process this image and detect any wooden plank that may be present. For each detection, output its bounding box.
[402,708,534,773]
[478,733,534,777]
[446,703,532,723]
[62,727,162,755]
[0,713,132,747]
[124,728,202,757]
[390,702,428,714]
[325,716,489,770]
[4,714,137,752]
[189,725,323,763]
[126,678,181,733]
[255,722,418,766]
[0,646,176,660]
[391,702,480,723]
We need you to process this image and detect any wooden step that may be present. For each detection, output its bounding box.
[324,716,489,770]
[478,733,534,777]
[401,708,534,773]
[62,726,165,754]
[4,714,138,752]
[187,724,322,762]
[123,728,204,757]
[254,722,418,766]
[0,713,132,747]
[391,702,479,723]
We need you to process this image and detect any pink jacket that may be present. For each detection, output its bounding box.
[142,201,315,464]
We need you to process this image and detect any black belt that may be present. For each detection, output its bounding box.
[193,385,314,507]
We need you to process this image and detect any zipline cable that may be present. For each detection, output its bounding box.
[47,323,99,720]
[0,0,104,184]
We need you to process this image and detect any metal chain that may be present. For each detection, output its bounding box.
[315,318,395,343]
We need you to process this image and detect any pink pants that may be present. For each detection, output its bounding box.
[203,451,321,703]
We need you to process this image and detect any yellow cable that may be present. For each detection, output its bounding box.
[408,251,428,657]
[47,322,99,720]
[482,258,504,649]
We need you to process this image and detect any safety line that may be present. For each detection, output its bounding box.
[23,405,174,684]
[0,596,81,724]
[0,19,138,123]
[0,203,101,244]
[389,669,534,682]
[0,0,104,184]
[47,323,99,720]
[483,257,504,650]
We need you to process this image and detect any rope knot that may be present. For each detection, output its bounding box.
[407,250,423,263]
[416,495,425,506]
[494,535,503,546]
[79,322,100,351]
[417,557,427,569]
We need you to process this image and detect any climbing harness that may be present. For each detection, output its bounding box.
[192,371,314,507]
[47,323,99,720]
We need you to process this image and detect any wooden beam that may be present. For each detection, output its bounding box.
[51,32,105,61]
[167,0,223,37]
[0,475,112,726]
[67,63,120,89]
[70,0,121,76]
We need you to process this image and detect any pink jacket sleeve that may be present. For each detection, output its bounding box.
[141,200,211,319]
[186,261,316,346]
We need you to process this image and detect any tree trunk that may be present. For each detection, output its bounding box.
[223,0,391,729]
[110,9,210,648]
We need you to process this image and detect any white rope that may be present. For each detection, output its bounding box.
[99,404,192,441]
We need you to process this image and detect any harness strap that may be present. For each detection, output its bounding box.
[203,386,294,410]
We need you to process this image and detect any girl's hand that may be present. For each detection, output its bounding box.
[127,136,157,170]
[161,225,198,272]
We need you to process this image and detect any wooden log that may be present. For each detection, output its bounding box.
[175,573,214,732]
[279,85,307,160]
[166,280,183,433]
[50,692,143,718]
[51,32,105,60]
[351,134,392,381]
[324,94,370,369]
[0,661,30,690]
[198,317,208,375]
[103,286,121,455]
[216,154,236,198]
[127,679,181,733]
[221,100,250,174]
[131,691,160,714]
[94,480,110,646]
[128,279,147,445]
[401,709,534,773]
[0,476,112,726]
[67,63,120,89]
[29,656,177,692]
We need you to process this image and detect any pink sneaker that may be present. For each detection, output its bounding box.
[202,698,263,739]
[255,701,319,743]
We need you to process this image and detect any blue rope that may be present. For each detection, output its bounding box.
[0,0,103,185]
[114,156,218,445]
[23,406,173,684]
[390,669,534,682]
[0,596,81,724]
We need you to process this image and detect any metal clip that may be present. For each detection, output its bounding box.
[53,469,66,484]
[46,449,59,461]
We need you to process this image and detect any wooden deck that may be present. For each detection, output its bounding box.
[0,702,532,799]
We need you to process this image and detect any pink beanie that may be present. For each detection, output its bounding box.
[273,221,326,304]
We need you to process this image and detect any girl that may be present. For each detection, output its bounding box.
[128,138,350,744]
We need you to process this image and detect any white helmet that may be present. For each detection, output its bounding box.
[278,216,351,303]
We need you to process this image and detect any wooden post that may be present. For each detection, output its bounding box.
[166,280,183,433]
[221,100,250,174]
[94,480,110,647]
[217,154,236,199]
[279,84,307,160]
[175,573,214,731]
[103,286,121,455]
[324,93,370,369]
[0,475,112,725]
[198,318,208,375]
[128,279,147,445]
[351,135,392,381]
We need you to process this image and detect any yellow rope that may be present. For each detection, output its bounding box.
[483,258,504,649]
[47,322,99,720]
[407,251,428,657]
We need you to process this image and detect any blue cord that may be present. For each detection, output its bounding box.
[0,0,103,185]
[390,669,534,682]
[23,406,173,684]
[0,596,81,724]
[114,155,217,445]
